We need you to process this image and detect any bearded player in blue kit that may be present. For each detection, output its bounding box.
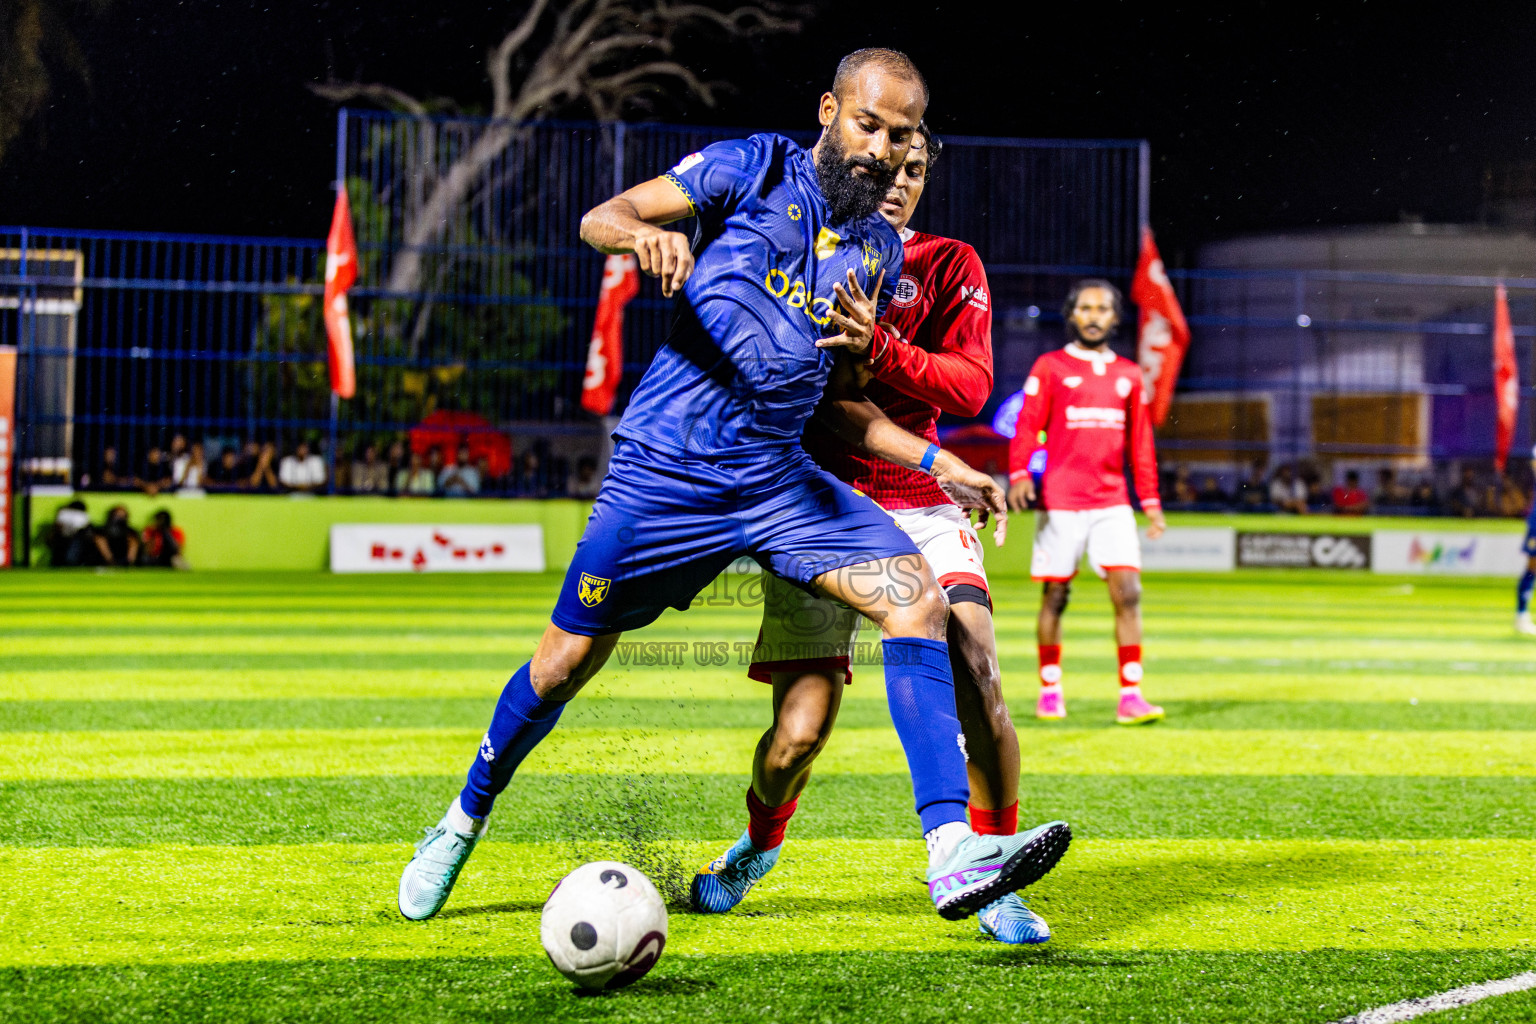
[397,48,1070,925]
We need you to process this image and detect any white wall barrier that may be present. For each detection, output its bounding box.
[1139,527,1237,571]
[330,523,546,573]
[1371,529,1525,576]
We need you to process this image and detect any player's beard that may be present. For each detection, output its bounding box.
[815,131,897,223]
[1066,320,1117,348]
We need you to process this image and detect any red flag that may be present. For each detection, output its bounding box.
[581,254,640,416]
[324,188,358,400]
[1494,283,1519,473]
[1131,226,1191,428]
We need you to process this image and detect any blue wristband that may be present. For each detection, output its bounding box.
[919,443,940,475]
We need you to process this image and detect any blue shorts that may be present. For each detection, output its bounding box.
[551,438,921,635]
[1524,507,1536,558]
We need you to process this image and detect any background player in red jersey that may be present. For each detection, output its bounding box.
[691,125,1056,946]
[1006,280,1167,725]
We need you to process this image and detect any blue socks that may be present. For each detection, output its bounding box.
[459,662,567,819]
[882,636,970,834]
[1519,570,1534,615]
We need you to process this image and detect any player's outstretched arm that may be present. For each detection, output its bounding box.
[819,391,1007,545]
[579,178,697,297]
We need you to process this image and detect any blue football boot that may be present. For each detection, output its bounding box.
[979,892,1052,944]
[690,830,780,913]
[397,815,482,921]
[926,820,1071,920]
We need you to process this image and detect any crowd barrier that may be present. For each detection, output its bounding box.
[15,494,1527,576]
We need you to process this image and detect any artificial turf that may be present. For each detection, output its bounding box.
[2,569,1533,1023]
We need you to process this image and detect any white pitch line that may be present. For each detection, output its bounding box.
[1332,971,1536,1024]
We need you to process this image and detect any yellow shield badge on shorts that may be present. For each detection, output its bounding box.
[577,573,611,607]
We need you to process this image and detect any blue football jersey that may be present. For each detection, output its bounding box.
[613,133,903,458]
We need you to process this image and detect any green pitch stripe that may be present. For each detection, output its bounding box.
[4,726,1533,780]
[4,774,1532,847]
[7,697,1536,733]
[1,839,1530,967]
[4,951,1535,1024]
[7,667,1535,704]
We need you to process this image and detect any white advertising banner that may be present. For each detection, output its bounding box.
[1139,526,1236,571]
[1370,530,1525,576]
[330,523,546,573]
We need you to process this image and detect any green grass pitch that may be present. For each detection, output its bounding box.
[2,568,1533,1023]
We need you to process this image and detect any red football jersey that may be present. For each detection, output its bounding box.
[803,228,994,508]
[1007,343,1161,512]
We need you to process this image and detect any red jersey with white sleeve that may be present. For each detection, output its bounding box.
[802,228,993,509]
[1007,343,1161,512]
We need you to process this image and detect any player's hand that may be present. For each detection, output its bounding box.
[1007,476,1036,512]
[817,268,885,356]
[932,451,1008,546]
[631,225,694,297]
[1145,506,1167,540]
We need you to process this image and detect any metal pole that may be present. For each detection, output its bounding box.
[1136,140,1151,233]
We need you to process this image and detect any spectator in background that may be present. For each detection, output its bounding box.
[138,446,173,496]
[516,449,546,497]
[1300,463,1329,510]
[1374,467,1409,508]
[87,447,123,490]
[385,441,408,496]
[350,443,389,494]
[1497,474,1529,518]
[397,451,436,495]
[46,500,96,566]
[1170,465,1196,506]
[1196,474,1228,506]
[426,448,445,494]
[235,442,260,480]
[567,455,602,499]
[1332,470,1371,516]
[1411,479,1439,512]
[249,442,280,492]
[438,444,481,496]
[93,504,140,566]
[176,441,207,491]
[141,509,189,569]
[475,455,499,495]
[279,441,326,493]
[207,447,243,490]
[1236,459,1268,509]
[1449,467,1483,517]
[1268,463,1309,514]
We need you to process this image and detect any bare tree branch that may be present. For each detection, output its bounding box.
[307,80,433,118]
[489,0,556,116]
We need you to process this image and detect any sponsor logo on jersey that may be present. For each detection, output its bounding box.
[892,274,921,307]
[672,152,704,174]
[787,203,802,221]
[1115,376,1134,398]
[1063,376,1083,388]
[814,227,841,259]
[861,240,882,276]
[1064,405,1127,428]
[764,269,838,325]
[578,572,611,606]
[959,284,989,311]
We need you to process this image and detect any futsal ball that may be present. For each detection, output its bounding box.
[540,861,668,990]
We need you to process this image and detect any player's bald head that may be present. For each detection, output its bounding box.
[832,48,928,106]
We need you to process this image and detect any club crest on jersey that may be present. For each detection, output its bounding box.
[1115,376,1134,398]
[787,203,802,221]
[861,240,882,275]
[814,227,841,259]
[577,572,611,607]
[892,274,921,308]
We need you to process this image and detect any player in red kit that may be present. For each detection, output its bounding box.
[1007,280,1167,725]
[688,125,1059,946]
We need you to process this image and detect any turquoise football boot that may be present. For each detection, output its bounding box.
[926,820,1071,920]
[690,830,780,913]
[397,815,482,921]
[978,891,1052,944]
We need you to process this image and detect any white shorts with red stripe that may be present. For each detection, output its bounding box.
[1030,504,1141,582]
[748,503,989,684]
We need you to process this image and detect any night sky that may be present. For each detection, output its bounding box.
[4,0,1535,260]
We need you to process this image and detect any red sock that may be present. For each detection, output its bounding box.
[746,786,797,851]
[1038,644,1062,688]
[969,802,1018,836]
[1118,645,1143,688]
